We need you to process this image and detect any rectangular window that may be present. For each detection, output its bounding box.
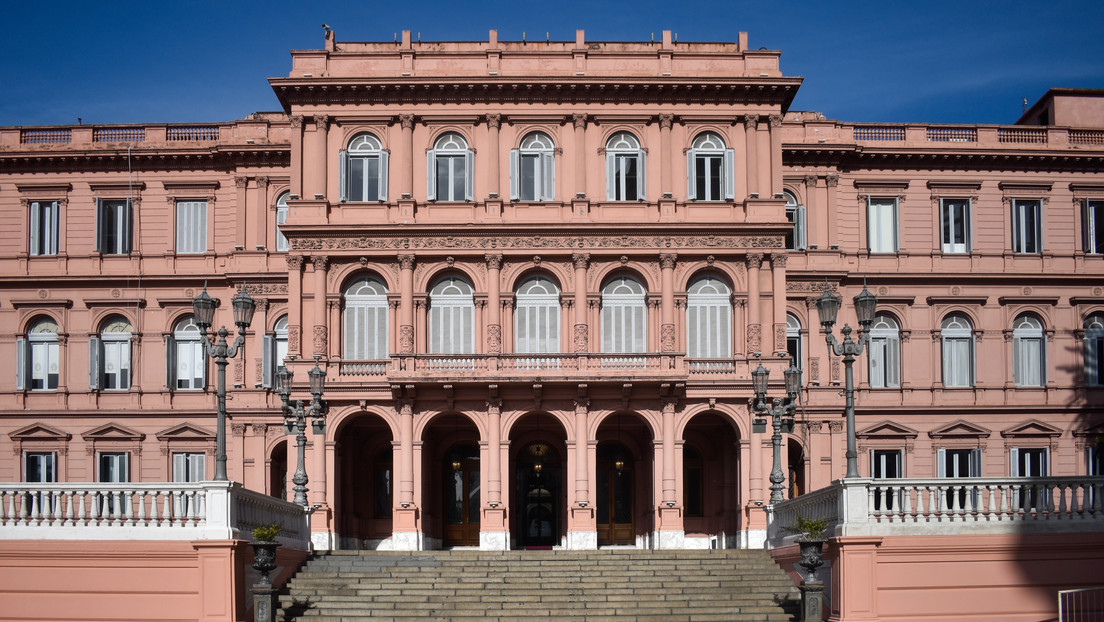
[1010,447,1049,511]
[176,339,205,390]
[101,337,131,390]
[786,203,807,250]
[1084,199,1104,254]
[175,201,207,254]
[24,451,57,482]
[29,339,60,391]
[29,200,60,256]
[940,198,971,253]
[172,452,205,482]
[866,197,898,253]
[98,452,129,483]
[942,336,974,388]
[96,199,132,255]
[937,447,981,509]
[870,449,903,511]
[1011,199,1042,254]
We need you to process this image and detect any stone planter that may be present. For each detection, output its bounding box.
[797,538,826,585]
[250,541,281,586]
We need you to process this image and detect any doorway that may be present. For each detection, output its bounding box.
[443,443,480,547]
[515,441,560,548]
[596,442,634,546]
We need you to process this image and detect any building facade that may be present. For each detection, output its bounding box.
[1,30,1102,553]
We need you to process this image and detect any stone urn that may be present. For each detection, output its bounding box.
[797,537,826,585]
[250,541,281,586]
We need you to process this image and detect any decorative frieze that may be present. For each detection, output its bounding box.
[291,234,783,252]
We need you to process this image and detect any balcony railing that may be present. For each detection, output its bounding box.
[92,127,146,143]
[1070,129,1104,145]
[20,128,71,144]
[767,476,1104,546]
[0,481,310,547]
[927,127,977,142]
[166,126,219,141]
[853,126,905,141]
[998,128,1047,144]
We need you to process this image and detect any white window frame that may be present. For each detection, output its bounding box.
[168,317,206,390]
[1012,314,1046,387]
[786,313,803,370]
[172,451,206,515]
[1083,199,1104,254]
[510,132,555,202]
[1011,199,1043,254]
[91,317,133,391]
[784,191,807,250]
[175,200,207,254]
[29,200,60,256]
[428,276,475,354]
[866,197,898,253]
[96,199,132,255]
[940,198,971,254]
[686,132,734,202]
[340,133,388,203]
[1010,447,1050,511]
[275,192,289,252]
[18,318,60,391]
[601,276,646,353]
[870,448,904,511]
[261,315,289,389]
[686,276,732,359]
[427,133,473,202]
[941,314,975,388]
[24,451,57,482]
[515,276,561,353]
[868,314,901,388]
[937,447,981,478]
[1085,313,1104,386]
[605,132,646,201]
[98,452,130,483]
[343,277,389,360]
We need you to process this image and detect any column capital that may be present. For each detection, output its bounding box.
[486,114,501,129]
[825,174,840,188]
[315,115,331,130]
[768,114,783,128]
[399,114,415,130]
[484,253,503,270]
[397,253,416,270]
[311,255,329,272]
[234,176,249,189]
[289,115,304,129]
[572,113,588,129]
[744,114,760,130]
[772,253,788,268]
[659,253,677,270]
[658,113,675,129]
[286,255,305,271]
[572,252,590,269]
[746,253,763,269]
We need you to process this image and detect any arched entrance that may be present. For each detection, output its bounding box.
[268,439,287,501]
[788,438,806,499]
[423,413,481,548]
[509,412,567,549]
[334,413,393,550]
[682,411,742,543]
[595,412,653,547]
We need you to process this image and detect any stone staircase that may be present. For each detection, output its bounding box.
[276,549,800,621]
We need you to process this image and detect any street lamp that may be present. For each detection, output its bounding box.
[816,282,877,479]
[276,358,326,506]
[751,361,801,504]
[192,286,255,481]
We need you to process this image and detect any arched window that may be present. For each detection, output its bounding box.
[262,315,290,388]
[169,316,205,390]
[786,313,803,370]
[868,314,900,388]
[427,132,473,202]
[429,276,475,354]
[1012,314,1045,387]
[1085,313,1104,386]
[601,276,646,353]
[941,314,974,387]
[275,192,289,252]
[90,316,132,391]
[686,275,731,358]
[510,132,555,202]
[17,317,60,391]
[340,133,388,202]
[515,276,560,353]
[605,132,645,201]
[784,190,807,250]
[686,132,733,201]
[343,277,389,360]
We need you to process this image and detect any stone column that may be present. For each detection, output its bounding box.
[573,114,587,197]
[768,114,782,195]
[311,255,329,359]
[398,254,415,354]
[661,397,677,505]
[485,254,502,354]
[486,397,502,506]
[289,116,304,198]
[399,115,414,198]
[772,253,788,356]
[659,114,674,197]
[825,174,840,249]
[573,253,590,353]
[398,400,414,506]
[286,255,304,359]
[746,253,763,355]
[306,116,329,199]
[486,114,501,198]
[255,176,269,251]
[744,115,760,198]
[660,253,676,352]
[574,396,589,505]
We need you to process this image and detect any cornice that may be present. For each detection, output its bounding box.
[784,145,1104,172]
[0,146,291,174]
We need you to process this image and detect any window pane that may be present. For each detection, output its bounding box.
[349,158,366,202]
[520,154,538,201]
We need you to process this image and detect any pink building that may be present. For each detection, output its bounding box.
[0,29,1102,621]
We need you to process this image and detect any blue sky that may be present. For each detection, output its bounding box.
[3,0,1102,127]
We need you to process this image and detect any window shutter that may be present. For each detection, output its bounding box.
[172,453,187,482]
[338,150,349,202]
[723,149,735,200]
[95,199,105,253]
[969,449,981,477]
[1042,448,1049,476]
[509,149,520,200]
[1009,448,1019,477]
[47,202,59,255]
[464,150,475,201]
[89,336,102,390]
[869,338,885,388]
[425,150,437,201]
[378,150,389,201]
[16,337,27,391]
[686,149,697,200]
[122,199,133,254]
[165,335,176,389]
[636,150,647,200]
[541,151,555,201]
[261,335,274,388]
[1086,334,1100,385]
[796,204,808,250]
[887,331,901,387]
[936,449,946,478]
[29,202,41,255]
[605,153,616,200]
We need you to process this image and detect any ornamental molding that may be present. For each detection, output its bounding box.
[291,233,783,252]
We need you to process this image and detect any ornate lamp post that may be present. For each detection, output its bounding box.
[751,361,802,504]
[816,283,877,479]
[192,286,256,482]
[275,359,326,506]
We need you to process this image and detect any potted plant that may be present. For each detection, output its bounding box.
[249,523,283,586]
[784,514,829,585]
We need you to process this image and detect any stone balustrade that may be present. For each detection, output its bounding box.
[0,481,310,548]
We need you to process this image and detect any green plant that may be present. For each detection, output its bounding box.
[783,514,829,540]
[251,523,283,542]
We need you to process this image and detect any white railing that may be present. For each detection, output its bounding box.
[1059,587,1104,621]
[0,481,310,548]
[339,360,390,376]
[505,354,575,371]
[686,358,736,375]
[768,477,1104,546]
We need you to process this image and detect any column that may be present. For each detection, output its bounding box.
[399,115,414,198]
[486,115,501,197]
[573,252,590,353]
[573,397,589,505]
[573,114,587,197]
[659,114,673,197]
[485,254,502,353]
[766,114,781,195]
[398,254,415,353]
[486,397,502,506]
[804,175,819,250]
[660,253,676,352]
[311,255,329,359]
[661,397,677,505]
[825,174,840,249]
[287,256,304,358]
[305,116,329,199]
[233,176,248,250]
[255,176,269,251]
[749,407,763,502]
[289,116,304,198]
[744,115,760,198]
[746,253,762,355]
[398,400,414,506]
[772,253,788,356]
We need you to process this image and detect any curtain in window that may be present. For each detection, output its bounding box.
[171,317,205,390]
[1085,314,1104,385]
[868,314,901,388]
[686,276,731,358]
[515,276,560,353]
[510,132,555,201]
[343,277,389,359]
[427,133,473,202]
[429,277,475,354]
[175,201,207,254]
[275,192,289,252]
[940,199,970,253]
[29,201,59,256]
[1012,314,1045,387]
[867,198,897,253]
[96,199,132,254]
[1012,199,1042,253]
[601,276,646,353]
[341,133,389,202]
[941,314,973,387]
[605,132,646,201]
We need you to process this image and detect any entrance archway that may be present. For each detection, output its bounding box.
[422,413,481,548]
[334,413,394,549]
[682,411,741,542]
[509,412,567,549]
[595,412,653,547]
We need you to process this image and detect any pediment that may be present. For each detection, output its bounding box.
[1072,420,1104,438]
[928,419,991,439]
[1000,419,1062,438]
[9,423,71,441]
[82,423,145,442]
[156,423,215,441]
[857,420,919,439]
